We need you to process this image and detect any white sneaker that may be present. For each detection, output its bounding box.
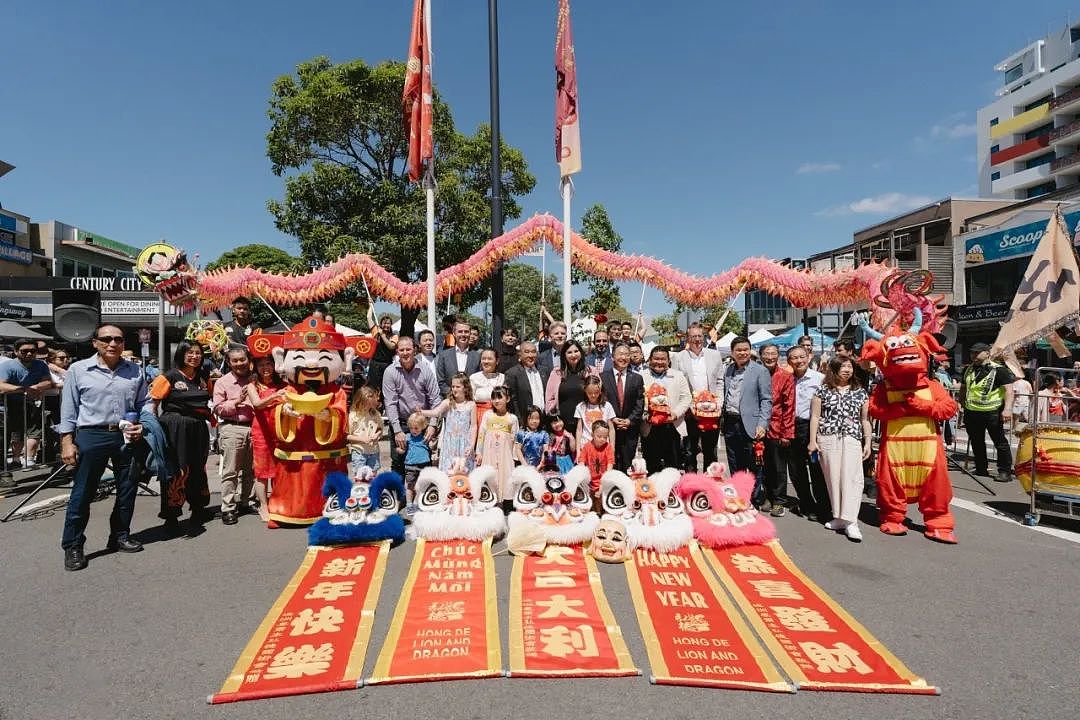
[845,524,863,542]
[824,519,847,531]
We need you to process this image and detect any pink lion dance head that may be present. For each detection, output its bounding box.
[676,462,775,549]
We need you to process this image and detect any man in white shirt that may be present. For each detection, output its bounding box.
[672,322,725,472]
[785,345,830,522]
[435,320,480,396]
[505,341,550,426]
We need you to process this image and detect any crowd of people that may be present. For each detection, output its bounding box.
[9,293,1073,571]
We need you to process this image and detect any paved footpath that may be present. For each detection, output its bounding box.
[0,450,1077,720]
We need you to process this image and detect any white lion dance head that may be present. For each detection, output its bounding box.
[410,463,507,541]
[508,465,599,545]
[600,461,693,552]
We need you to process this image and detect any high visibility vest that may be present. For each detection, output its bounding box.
[963,363,1006,412]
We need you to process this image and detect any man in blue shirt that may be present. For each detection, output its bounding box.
[58,325,149,571]
[0,337,55,469]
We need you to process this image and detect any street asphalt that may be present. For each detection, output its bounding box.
[0,450,1077,720]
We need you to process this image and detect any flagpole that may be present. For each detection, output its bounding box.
[424,0,437,332]
[487,0,505,341]
[561,177,573,325]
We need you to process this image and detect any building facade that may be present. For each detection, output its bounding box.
[744,258,805,332]
[977,23,1080,200]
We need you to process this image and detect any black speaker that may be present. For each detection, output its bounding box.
[52,289,101,342]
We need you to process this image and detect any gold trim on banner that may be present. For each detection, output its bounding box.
[369,538,426,682]
[481,537,502,674]
[343,541,391,683]
[623,547,670,679]
[583,551,638,675]
[217,548,318,695]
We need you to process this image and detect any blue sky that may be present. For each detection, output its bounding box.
[1,1,1075,321]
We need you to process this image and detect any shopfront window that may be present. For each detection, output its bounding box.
[966,258,1027,304]
[60,258,75,277]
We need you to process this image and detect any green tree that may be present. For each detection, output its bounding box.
[573,204,622,316]
[701,305,746,336]
[503,262,562,339]
[649,311,679,345]
[205,244,308,328]
[265,56,536,334]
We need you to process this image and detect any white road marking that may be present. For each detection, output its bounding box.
[950,497,1080,545]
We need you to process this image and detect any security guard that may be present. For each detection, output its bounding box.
[959,343,1015,482]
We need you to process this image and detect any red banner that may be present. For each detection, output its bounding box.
[509,545,637,677]
[210,542,389,704]
[555,0,581,177]
[367,538,501,684]
[624,543,792,691]
[704,542,938,694]
[403,0,433,182]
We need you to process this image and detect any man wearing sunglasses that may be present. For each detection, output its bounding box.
[0,338,55,471]
[57,326,149,571]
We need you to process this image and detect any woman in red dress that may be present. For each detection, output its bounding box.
[245,356,286,522]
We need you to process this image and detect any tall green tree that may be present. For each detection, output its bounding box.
[205,244,308,328]
[503,262,562,339]
[265,56,536,332]
[573,204,622,316]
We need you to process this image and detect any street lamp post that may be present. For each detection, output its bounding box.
[487,0,504,341]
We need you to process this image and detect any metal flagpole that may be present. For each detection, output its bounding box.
[424,0,437,332]
[488,0,504,340]
[561,177,573,325]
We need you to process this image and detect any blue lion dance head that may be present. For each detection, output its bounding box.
[308,469,406,546]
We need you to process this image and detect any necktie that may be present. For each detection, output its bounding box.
[617,371,625,408]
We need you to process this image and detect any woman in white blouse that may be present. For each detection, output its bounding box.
[469,348,506,428]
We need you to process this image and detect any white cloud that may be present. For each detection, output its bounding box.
[930,122,977,139]
[796,161,841,175]
[816,192,934,217]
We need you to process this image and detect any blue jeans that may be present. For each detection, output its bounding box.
[351,451,380,475]
[61,429,139,550]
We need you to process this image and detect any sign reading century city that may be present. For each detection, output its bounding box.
[965,209,1080,265]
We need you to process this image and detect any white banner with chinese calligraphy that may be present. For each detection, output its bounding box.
[508,545,637,677]
[703,541,938,694]
[367,538,502,684]
[210,542,390,704]
[624,542,793,692]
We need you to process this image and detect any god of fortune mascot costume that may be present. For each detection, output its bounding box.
[411,463,507,541]
[676,462,776,549]
[508,464,599,545]
[599,460,693,552]
[859,308,959,543]
[309,467,407,546]
[268,316,354,527]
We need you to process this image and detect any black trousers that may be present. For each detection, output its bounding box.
[643,423,680,474]
[965,409,1011,474]
[785,418,831,520]
[763,437,788,503]
[613,422,640,472]
[682,412,720,472]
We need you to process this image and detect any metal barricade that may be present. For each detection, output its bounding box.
[2,390,61,475]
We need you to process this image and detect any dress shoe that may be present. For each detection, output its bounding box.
[222,511,239,525]
[106,537,144,553]
[64,547,88,571]
[163,517,183,536]
[759,499,773,513]
[995,471,1013,483]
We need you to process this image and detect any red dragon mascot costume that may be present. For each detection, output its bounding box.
[859,307,959,544]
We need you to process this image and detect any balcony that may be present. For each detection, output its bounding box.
[1051,85,1080,113]
[991,163,1052,194]
[991,134,1050,165]
[1050,118,1080,146]
[1051,150,1080,174]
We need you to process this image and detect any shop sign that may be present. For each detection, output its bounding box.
[0,303,32,319]
[951,301,1010,323]
[0,239,32,265]
[964,210,1080,265]
[102,299,162,315]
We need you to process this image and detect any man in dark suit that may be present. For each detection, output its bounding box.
[537,320,568,376]
[435,319,481,396]
[601,343,645,471]
[504,341,550,426]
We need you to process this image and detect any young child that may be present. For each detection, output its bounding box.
[403,411,433,517]
[475,387,520,506]
[515,406,550,468]
[577,420,615,511]
[574,375,616,450]
[546,415,576,474]
[421,372,477,472]
[347,385,383,477]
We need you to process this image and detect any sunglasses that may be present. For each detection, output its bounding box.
[16,348,35,354]
[94,335,125,345]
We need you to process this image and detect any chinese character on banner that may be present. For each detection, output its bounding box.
[772,606,835,633]
[675,612,711,633]
[536,546,575,565]
[536,594,588,619]
[320,555,368,577]
[427,601,466,622]
[730,553,778,574]
[538,624,600,659]
[262,643,335,679]
[799,642,873,675]
[304,581,356,601]
[749,580,803,600]
[534,570,576,588]
[288,606,346,636]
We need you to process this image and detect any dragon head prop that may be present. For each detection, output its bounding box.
[507,465,599,546]
[410,464,507,541]
[676,462,775,549]
[858,307,944,389]
[600,461,693,552]
[135,243,199,313]
[308,469,406,546]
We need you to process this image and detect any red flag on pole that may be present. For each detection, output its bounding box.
[555,0,581,177]
[403,0,433,183]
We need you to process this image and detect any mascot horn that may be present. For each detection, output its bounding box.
[600,461,693,552]
[676,462,776,549]
[410,464,507,541]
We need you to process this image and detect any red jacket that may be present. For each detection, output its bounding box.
[766,367,795,440]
